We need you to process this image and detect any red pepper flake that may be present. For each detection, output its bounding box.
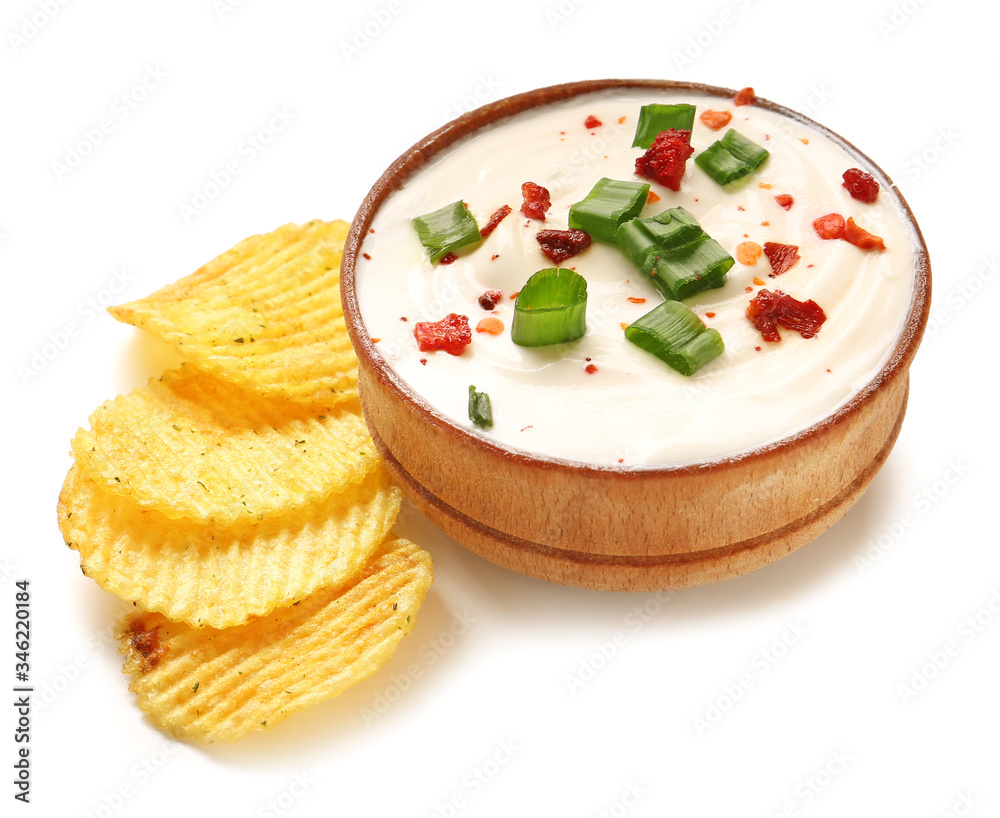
[491,254,500,260]
[842,168,880,203]
[478,289,503,310]
[369,227,375,234]
[627,296,646,304]
[761,220,770,226]
[746,288,827,342]
[764,242,800,276]
[620,322,628,331]
[812,213,846,240]
[413,313,472,356]
[700,109,732,131]
[536,228,592,264]
[758,182,773,190]
[745,286,753,293]
[585,363,598,374]
[734,86,756,106]
[618,457,625,464]
[520,182,551,221]
[438,251,458,265]
[584,114,602,129]
[705,312,716,318]
[399,316,408,322]
[843,217,886,251]
[509,291,519,299]
[476,317,504,335]
[371,337,381,343]
[618,115,627,124]
[755,345,762,352]
[647,190,661,204]
[521,425,534,432]
[480,204,512,238]
[753,276,765,287]
[773,194,794,210]
[419,358,427,365]
[362,252,371,260]
[799,138,809,145]
[634,128,693,191]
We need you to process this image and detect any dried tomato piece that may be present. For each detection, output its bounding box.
[734,86,756,106]
[746,288,782,342]
[520,182,551,221]
[774,292,827,339]
[747,288,827,342]
[413,313,472,356]
[813,213,846,240]
[478,289,503,310]
[843,217,886,251]
[535,228,592,264]
[584,114,602,129]
[763,242,800,276]
[700,109,732,131]
[773,194,794,210]
[842,168,879,203]
[634,128,693,192]
[480,204,512,239]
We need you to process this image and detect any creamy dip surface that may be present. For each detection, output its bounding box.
[354,90,918,466]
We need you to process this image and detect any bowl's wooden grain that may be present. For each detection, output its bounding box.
[341,79,931,591]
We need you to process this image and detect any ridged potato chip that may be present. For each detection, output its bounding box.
[108,220,358,406]
[116,538,433,743]
[58,462,402,628]
[71,367,377,525]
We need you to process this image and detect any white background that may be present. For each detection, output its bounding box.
[3,1,998,816]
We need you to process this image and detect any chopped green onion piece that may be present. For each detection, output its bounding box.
[468,385,493,429]
[641,206,703,251]
[694,129,769,186]
[614,219,662,274]
[511,268,588,347]
[615,206,734,300]
[649,235,735,301]
[412,200,480,263]
[614,207,704,275]
[631,103,697,148]
[625,300,724,376]
[568,178,650,243]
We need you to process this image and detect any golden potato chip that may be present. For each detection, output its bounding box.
[58,462,402,628]
[108,220,358,406]
[71,367,377,525]
[115,538,433,743]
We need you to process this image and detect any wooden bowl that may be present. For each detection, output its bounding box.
[341,79,931,591]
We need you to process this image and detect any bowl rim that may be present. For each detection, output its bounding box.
[341,78,931,478]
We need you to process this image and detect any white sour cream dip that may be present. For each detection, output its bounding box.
[354,90,917,466]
